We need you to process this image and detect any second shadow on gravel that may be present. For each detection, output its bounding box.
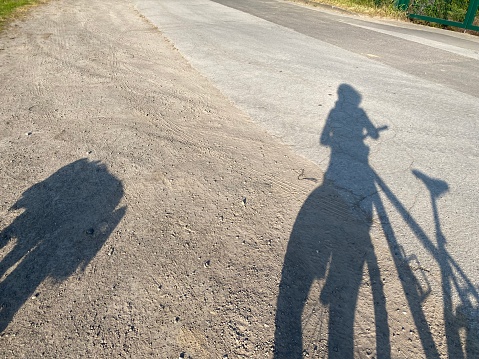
[274,84,390,359]
[0,159,125,332]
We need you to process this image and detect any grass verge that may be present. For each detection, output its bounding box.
[0,0,46,31]
[291,0,408,20]
[293,0,478,34]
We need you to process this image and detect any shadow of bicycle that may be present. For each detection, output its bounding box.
[274,84,478,359]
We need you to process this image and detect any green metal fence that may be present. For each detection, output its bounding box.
[397,0,479,30]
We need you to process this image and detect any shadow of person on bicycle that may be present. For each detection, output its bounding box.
[275,84,390,358]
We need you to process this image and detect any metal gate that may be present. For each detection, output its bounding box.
[397,0,479,31]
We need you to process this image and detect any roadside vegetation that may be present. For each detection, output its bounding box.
[291,0,408,19]
[1,0,476,33]
[293,0,479,33]
[0,0,45,30]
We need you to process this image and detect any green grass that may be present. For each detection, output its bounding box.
[293,0,479,34]
[291,0,408,20]
[0,0,44,30]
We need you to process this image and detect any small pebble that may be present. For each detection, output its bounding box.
[99,222,109,234]
[26,132,32,136]
[204,260,210,268]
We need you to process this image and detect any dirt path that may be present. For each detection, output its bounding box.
[0,0,454,358]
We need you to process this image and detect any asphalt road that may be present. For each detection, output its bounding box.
[135,0,479,351]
